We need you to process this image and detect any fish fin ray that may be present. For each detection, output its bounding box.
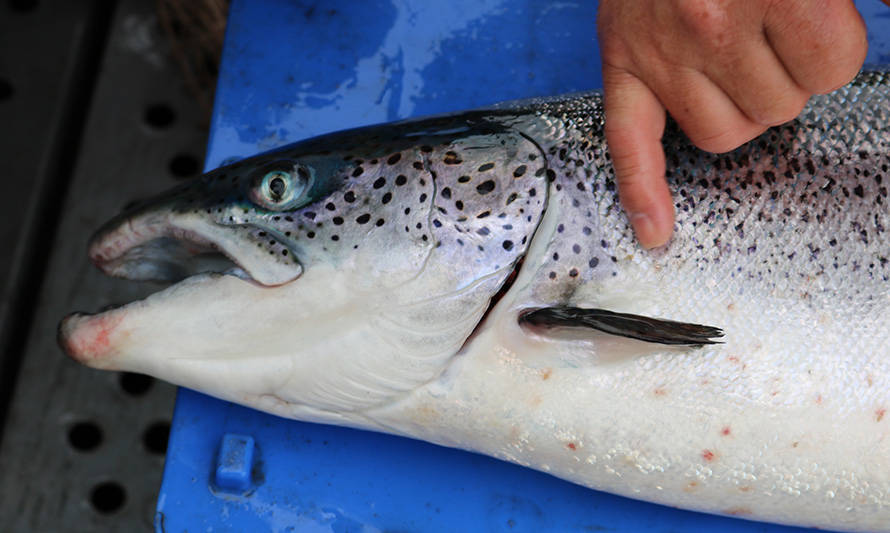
[519,306,724,346]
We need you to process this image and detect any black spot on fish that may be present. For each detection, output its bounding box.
[373,177,386,189]
[387,153,401,165]
[589,257,599,268]
[513,165,527,178]
[458,175,471,183]
[502,240,513,251]
[444,151,462,165]
[352,166,364,177]
[395,175,407,186]
[478,163,494,172]
[356,214,371,224]
[332,216,344,225]
[441,187,452,199]
[477,210,490,219]
[344,191,356,203]
[376,218,385,227]
[382,192,392,204]
[476,180,495,195]
[413,161,424,170]
[419,193,428,203]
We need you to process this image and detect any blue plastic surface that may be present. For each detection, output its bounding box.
[156,1,890,531]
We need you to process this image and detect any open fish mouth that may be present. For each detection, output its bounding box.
[58,205,305,367]
[86,208,303,288]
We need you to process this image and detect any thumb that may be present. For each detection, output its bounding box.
[602,65,674,248]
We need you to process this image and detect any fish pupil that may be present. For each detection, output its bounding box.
[269,176,287,200]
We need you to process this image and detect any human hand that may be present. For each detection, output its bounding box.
[597,0,870,248]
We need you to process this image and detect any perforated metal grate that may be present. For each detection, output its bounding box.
[0,0,213,530]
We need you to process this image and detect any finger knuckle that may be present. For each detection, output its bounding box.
[676,0,733,49]
[752,94,809,126]
[798,11,868,92]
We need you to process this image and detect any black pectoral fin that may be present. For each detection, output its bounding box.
[519,306,724,346]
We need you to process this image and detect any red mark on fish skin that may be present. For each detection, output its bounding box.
[540,368,552,381]
[726,355,747,370]
[792,441,799,448]
[724,507,752,516]
[653,387,667,396]
[720,426,731,436]
[61,313,123,362]
[876,408,886,422]
[683,481,698,493]
[815,394,823,405]
[702,449,715,462]
[738,486,752,492]
[567,442,576,451]
[866,374,874,387]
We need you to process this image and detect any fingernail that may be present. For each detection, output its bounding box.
[629,212,660,249]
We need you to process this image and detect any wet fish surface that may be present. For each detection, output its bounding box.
[60,70,890,531]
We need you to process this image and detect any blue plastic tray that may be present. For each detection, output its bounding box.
[155,2,890,531]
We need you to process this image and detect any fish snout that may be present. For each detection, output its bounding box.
[58,311,123,369]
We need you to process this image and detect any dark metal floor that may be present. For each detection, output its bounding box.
[0,0,211,530]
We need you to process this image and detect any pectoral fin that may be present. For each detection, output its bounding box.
[519,306,724,346]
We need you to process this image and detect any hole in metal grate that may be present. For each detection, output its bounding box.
[90,481,126,514]
[0,78,12,101]
[68,421,103,451]
[119,372,153,396]
[8,0,38,12]
[169,153,200,179]
[144,103,176,129]
[143,420,171,455]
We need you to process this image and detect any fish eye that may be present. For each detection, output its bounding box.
[251,163,311,211]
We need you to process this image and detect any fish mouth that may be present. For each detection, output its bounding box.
[87,210,303,287]
[59,208,304,366]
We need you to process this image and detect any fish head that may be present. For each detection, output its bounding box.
[59,118,547,422]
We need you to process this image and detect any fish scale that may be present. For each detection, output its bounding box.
[61,70,890,531]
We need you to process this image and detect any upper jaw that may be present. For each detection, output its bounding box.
[86,206,303,286]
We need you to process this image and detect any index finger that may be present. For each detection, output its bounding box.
[602,65,674,248]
